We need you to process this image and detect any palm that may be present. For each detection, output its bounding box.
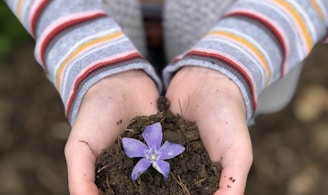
[166,67,253,195]
[64,70,160,195]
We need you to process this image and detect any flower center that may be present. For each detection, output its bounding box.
[147,148,158,162]
[149,154,157,161]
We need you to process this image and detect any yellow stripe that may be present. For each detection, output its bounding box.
[56,31,123,90]
[207,31,272,85]
[16,0,24,19]
[273,0,313,52]
[310,0,325,22]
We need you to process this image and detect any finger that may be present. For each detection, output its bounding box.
[65,137,99,195]
[205,119,252,195]
[202,118,252,194]
[214,154,252,195]
[64,98,122,195]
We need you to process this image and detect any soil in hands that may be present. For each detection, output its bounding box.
[95,97,221,195]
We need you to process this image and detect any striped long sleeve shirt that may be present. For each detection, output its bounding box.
[163,0,328,121]
[5,0,162,124]
[5,0,328,124]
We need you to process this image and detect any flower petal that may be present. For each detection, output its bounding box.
[152,159,170,180]
[158,141,185,160]
[122,137,148,158]
[142,122,162,149]
[131,158,151,180]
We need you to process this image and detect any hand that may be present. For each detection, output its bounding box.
[64,70,160,195]
[166,67,253,195]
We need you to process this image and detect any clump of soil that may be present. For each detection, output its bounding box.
[95,97,221,195]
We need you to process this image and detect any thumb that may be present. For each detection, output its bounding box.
[65,137,100,195]
[214,158,252,195]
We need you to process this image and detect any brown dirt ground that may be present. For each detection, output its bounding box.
[0,41,327,195]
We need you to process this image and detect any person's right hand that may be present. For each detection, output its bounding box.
[166,66,253,195]
[64,70,160,195]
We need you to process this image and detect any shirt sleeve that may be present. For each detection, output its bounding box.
[4,0,162,124]
[163,0,328,122]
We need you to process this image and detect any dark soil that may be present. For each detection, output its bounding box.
[95,97,220,195]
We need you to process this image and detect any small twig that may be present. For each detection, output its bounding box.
[171,173,190,195]
[194,178,206,185]
[125,128,135,132]
[106,175,110,189]
[125,119,135,130]
[159,116,166,123]
[97,164,111,173]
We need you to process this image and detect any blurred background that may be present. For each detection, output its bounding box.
[0,1,327,195]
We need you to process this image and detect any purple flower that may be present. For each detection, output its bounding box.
[122,122,185,180]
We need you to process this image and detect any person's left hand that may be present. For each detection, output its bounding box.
[64,70,160,195]
[166,66,253,195]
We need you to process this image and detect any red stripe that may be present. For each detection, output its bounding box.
[39,12,107,67]
[185,50,257,111]
[30,0,48,38]
[225,10,288,77]
[173,56,182,63]
[65,52,142,117]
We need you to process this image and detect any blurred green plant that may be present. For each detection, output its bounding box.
[0,1,32,61]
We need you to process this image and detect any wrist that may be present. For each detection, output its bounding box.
[84,70,157,101]
[78,70,159,121]
[167,66,246,117]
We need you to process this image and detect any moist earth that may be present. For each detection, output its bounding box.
[95,97,221,195]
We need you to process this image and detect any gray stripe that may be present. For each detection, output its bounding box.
[35,0,105,38]
[44,16,121,84]
[20,1,34,33]
[296,0,327,41]
[60,40,139,102]
[229,1,305,60]
[195,38,265,92]
[215,16,283,84]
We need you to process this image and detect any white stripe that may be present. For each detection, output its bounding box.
[65,50,139,107]
[204,36,267,88]
[316,0,328,25]
[28,0,47,36]
[243,0,304,58]
[60,37,128,96]
[211,27,273,74]
[34,10,107,67]
[227,8,293,74]
[54,27,121,77]
[288,0,317,42]
[191,47,258,96]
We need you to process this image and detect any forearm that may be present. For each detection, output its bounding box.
[163,0,328,122]
[5,0,162,124]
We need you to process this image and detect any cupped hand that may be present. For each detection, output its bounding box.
[166,66,253,195]
[64,70,160,195]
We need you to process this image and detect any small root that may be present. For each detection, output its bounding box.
[194,178,206,185]
[125,128,135,132]
[106,175,110,188]
[125,119,136,130]
[159,116,166,124]
[171,173,190,195]
[97,164,111,173]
